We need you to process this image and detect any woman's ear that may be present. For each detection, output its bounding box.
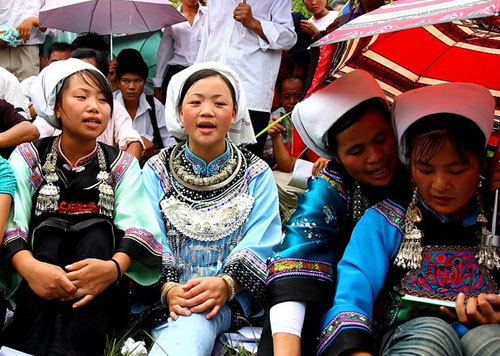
[179,107,185,125]
[55,105,61,120]
[230,107,236,126]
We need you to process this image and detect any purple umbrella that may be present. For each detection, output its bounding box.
[39,0,187,54]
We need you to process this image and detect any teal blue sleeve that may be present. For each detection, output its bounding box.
[142,153,179,283]
[267,171,349,306]
[223,165,282,308]
[112,155,162,286]
[0,156,15,197]
[318,201,404,356]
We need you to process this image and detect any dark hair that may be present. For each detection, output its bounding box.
[71,48,109,77]
[178,69,237,109]
[326,97,390,153]
[48,42,74,58]
[403,113,486,165]
[276,74,304,93]
[116,49,148,80]
[55,69,114,117]
[72,32,109,55]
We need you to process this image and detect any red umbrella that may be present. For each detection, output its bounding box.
[307,0,500,119]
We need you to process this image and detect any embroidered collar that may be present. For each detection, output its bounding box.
[419,196,478,226]
[184,141,231,177]
[57,138,97,170]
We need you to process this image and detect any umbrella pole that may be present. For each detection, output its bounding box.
[110,33,113,59]
[493,189,498,236]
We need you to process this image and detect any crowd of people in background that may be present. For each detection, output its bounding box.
[1,1,500,356]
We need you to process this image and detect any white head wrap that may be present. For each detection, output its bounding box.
[164,62,256,146]
[392,82,495,165]
[30,58,108,129]
[292,70,388,159]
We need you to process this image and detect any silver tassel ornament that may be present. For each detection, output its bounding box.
[96,148,114,218]
[394,188,423,269]
[35,140,60,216]
[477,233,500,270]
[35,182,60,216]
[476,191,500,270]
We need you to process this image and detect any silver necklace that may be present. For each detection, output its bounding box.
[169,142,242,192]
[35,137,114,218]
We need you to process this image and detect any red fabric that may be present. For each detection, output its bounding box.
[58,201,99,214]
[291,127,320,162]
[313,21,500,119]
[307,43,336,98]
[288,43,335,163]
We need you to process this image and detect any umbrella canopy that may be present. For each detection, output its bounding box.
[39,0,186,34]
[314,0,499,46]
[306,0,500,119]
[112,30,162,87]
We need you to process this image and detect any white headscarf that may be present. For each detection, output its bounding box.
[392,82,495,165]
[164,62,256,146]
[30,58,108,129]
[292,70,388,159]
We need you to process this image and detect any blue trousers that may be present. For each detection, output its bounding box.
[382,317,500,356]
[149,304,232,356]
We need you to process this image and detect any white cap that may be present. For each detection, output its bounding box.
[292,70,388,159]
[164,61,256,146]
[31,58,107,129]
[392,82,495,164]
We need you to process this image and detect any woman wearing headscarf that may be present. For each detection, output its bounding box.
[319,83,500,356]
[0,58,162,356]
[260,70,412,356]
[142,62,281,356]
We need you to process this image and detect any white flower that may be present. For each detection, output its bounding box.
[121,337,148,356]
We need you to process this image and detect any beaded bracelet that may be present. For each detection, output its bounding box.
[110,258,122,280]
[219,273,236,301]
[161,281,180,306]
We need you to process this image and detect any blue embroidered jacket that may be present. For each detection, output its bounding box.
[318,198,500,356]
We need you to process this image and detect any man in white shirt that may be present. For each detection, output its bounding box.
[115,49,176,159]
[153,0,207,102]
[0,0,47,81]
[0,67,30,119]
[196,0,297,156]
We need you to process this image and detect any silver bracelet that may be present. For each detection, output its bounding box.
[161,281,180,306]
[219,273,236,301]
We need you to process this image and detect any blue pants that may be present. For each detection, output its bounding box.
[382,316,500,356]
[149,304,232,356]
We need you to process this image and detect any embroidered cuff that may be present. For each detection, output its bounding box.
[152,253,179,289]
[267,257,334,284]
[223,260,267,308]
[318,311,372,355]
[2,228,29,260]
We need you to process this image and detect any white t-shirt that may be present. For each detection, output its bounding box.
[310,10,338,31]
[113,91,176,148]
[152,5,207,88]
[196,0,297,113]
